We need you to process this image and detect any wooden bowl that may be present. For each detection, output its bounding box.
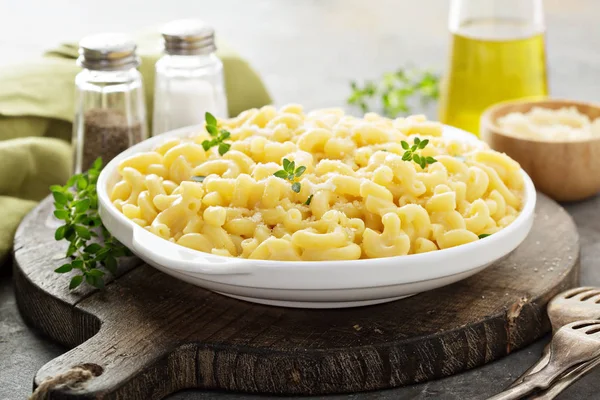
[481,98,600,202]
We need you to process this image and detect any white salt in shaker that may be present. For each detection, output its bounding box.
[152,19,228,136]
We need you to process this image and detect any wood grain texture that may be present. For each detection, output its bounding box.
[481,99,600,202]
[13,194,579,399]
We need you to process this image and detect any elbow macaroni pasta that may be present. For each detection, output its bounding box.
[110,105,525,261]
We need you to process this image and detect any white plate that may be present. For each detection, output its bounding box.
[98,125,536,308]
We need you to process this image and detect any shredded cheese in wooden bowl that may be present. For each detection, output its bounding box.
[497,106,600,142]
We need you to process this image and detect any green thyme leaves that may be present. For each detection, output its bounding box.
[202,112,231,155]
[348,68,440,117]
[50,157,131,290]
[400,137,437,169]
[274,158,311,200]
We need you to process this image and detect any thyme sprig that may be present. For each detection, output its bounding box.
[274,158,307,194]
[50,158,130,290]
[401,137,437,169]
[202,112,231,155]
[348,68,440,117]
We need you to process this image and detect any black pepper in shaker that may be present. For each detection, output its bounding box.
[72,33,148,173]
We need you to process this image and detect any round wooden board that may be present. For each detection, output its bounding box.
[13,194,579,399]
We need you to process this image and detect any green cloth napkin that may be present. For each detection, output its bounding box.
[0,33,272,266]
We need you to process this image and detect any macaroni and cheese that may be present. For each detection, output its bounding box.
[110,105,525,261]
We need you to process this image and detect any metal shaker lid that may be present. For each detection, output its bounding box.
[77,33,140,71]
[161,19,216,55]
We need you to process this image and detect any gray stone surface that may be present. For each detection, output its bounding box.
[1,0,600,399]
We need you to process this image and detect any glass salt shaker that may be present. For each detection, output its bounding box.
[152,19,228,136]
[72,33,148,174]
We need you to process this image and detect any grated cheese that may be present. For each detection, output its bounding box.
[497,106,600,142]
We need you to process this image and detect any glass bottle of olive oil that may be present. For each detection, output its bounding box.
[439,0,548,136]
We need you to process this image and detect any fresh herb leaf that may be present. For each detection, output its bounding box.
[274,158,309,196]
[218,142,231,156]
[205,112,217,129]
[219,130,231,140]
[400,137,437,169]
[87,269,105,278]
[202,112,231,155]
[104,256,118,275]
[85,273,104,289]
[191,176,206,183]
[54,263,73,273]
[75,225,91,240]
[69,275,83,290]
[478,234,492,239]
[92,158,102,170]
[76,176,88,190]
[74,199,90,213]
[206,124,218,136]
[66,243,77,257]
[51,157,130,290]
[348,68,440,117]
[304,194,314,205]
[55,225,67,241]
[84,243,102,254]
[53,210,69,220]
[52,191,68,205]
[273,170,288,179]
[201,140,213,151]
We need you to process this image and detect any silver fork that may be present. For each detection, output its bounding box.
[531,358,600,399]
[488,320,600,400]
[510,287,600,387]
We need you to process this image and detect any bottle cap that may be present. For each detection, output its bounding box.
[161,19,216,55]
[77,33,140,71]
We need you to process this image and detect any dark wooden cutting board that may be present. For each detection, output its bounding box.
[13,193,579,399]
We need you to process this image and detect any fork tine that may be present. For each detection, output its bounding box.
[571,320,600,330]
[578,290,600,301]
[561,287,598,299]
[583,293,600,304]
[586,326,600,335]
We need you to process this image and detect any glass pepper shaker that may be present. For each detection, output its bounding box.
[152,19,228,136]
[72,33,148,173]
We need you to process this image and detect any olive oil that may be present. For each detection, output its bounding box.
[439,20,548,136]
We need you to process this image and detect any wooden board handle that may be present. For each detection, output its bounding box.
[33,326,192,399]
